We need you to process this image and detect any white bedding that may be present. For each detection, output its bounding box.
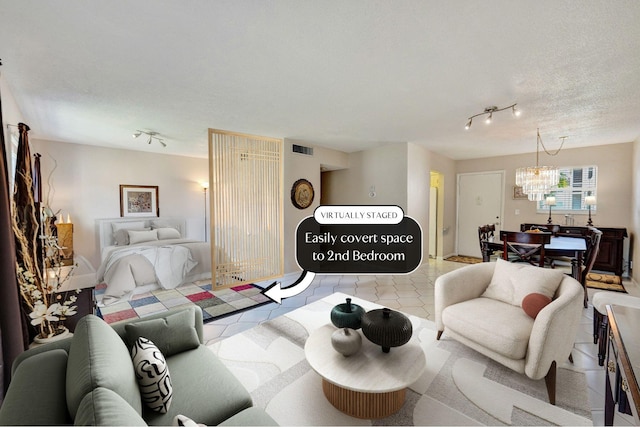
[97,238,212,306]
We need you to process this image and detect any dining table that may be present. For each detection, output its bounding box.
[481,235,589,307]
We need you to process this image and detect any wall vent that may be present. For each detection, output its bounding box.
[292,144,314,156]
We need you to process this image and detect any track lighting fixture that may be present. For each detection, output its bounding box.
[133,130,166,147]
[465,119,472,130]
[464,103,520,130]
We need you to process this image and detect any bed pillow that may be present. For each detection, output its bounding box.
[482,258,564,306]
[157,227,181,240]
[112,221,147,246]
[128,229,159,245]
[113,227,149,246]
[131,337,173,413]
[151,219,177,229]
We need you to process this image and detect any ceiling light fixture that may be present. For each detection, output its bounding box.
[465,103,519,130]
[133,130,166,147]
[515,129,568,202]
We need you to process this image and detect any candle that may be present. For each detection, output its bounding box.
[66,213,71,223]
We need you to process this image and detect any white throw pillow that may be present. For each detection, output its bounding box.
[157,227,181,240]
[131,337,173,413]
[128,229,159,245]
[112,221,147,245]
[482,258,564,306]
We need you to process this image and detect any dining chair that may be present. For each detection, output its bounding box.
[500,231,552,267]
[478,224,501,260]
[552,227,603,308]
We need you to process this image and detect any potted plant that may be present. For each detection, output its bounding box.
[15,207,78,342]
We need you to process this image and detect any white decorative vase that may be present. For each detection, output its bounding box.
[331,327,362,357]
[33,327,71,344]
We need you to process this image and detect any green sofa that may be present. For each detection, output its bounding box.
[0,306,277,426]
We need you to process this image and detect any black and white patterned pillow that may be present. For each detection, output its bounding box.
[131,337,173,413]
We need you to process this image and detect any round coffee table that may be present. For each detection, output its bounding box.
[304,323,426,419]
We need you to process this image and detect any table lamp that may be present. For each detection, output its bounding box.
[546,196,556,224]
[585,196,596,226]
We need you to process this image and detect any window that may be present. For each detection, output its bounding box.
[536,166,597,213]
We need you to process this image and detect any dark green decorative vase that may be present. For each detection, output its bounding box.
[330,298,365,330]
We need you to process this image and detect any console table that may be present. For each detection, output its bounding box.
[605,305,640,425]
[520,224,627,276]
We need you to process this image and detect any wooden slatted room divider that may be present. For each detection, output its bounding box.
[208,129,284,289]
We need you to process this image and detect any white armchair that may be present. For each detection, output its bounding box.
[435,260,584,405]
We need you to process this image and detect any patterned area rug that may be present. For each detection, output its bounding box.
[585,272,626,293]
[209,292,592,426]
[445,255,483,264]
[96,282,271,324]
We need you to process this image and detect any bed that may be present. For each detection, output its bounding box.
[95,217,212,306]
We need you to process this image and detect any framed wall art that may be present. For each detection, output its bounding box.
[291,178,314,209]
[120,185,159,217]
[513,185,528,200]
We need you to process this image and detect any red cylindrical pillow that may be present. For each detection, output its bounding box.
[522,293,552,319]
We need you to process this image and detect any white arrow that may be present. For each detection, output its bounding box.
[261,270,316,304]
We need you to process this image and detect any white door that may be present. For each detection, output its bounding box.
[457,171,504,258]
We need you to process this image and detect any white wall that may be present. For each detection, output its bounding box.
[30,139,208,269]
[322,143,408,208]
[283,140,349,274]
[406,143,431,260]
[1,74,24,157]
[456,142,633,232]
[322,142,460,262]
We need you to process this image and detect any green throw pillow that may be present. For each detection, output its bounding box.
[125,310,200,357]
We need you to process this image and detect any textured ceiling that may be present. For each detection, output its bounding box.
[1,0,639,160]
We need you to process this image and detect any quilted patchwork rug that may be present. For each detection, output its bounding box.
[96,282,272,324]
[209,292,592,426]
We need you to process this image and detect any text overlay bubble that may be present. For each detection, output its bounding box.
[296,216,422,274]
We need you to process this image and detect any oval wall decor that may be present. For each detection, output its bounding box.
[291,178,314,209]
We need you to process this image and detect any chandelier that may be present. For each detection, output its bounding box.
[515,129,567,201]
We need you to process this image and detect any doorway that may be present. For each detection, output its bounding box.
[429,171,444,259]
[457,171,504,258]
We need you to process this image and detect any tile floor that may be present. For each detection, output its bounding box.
[202,258,637,426]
